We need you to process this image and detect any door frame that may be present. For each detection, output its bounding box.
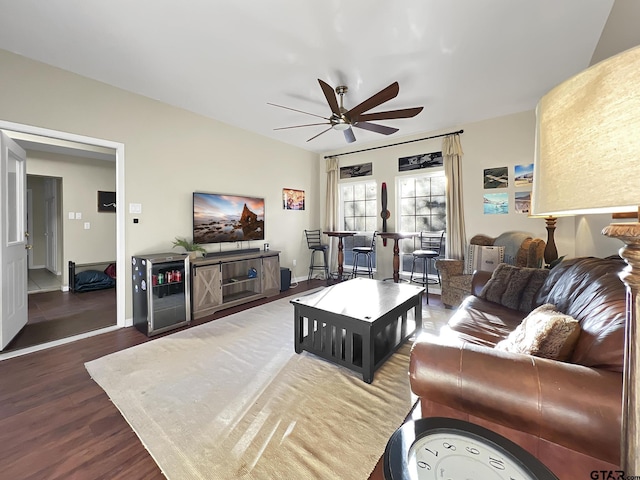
[44,176,59,274]
[0,120,126,337]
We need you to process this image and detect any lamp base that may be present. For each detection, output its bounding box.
[602,221,640,473]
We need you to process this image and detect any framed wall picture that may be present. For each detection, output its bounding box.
[398,152,443,172]
[483,167,508,189]
[514,163,534,186]
[514,191,531,214]
[483,192,508,214]
[97,191,116,212]
[283,188,305,210]
[340,162,372,179]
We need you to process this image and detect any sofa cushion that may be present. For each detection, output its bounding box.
[479,263,549,312]
[495,303,581,360]
[464,244,504,274]
[446,296,527,347]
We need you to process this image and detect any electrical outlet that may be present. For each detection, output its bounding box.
[293,259,297,267]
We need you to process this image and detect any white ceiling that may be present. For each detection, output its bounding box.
[0,0,622,154]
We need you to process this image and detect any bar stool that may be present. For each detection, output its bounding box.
[410,231,445,302]
[351,232,377,279]
[304,229,329,281]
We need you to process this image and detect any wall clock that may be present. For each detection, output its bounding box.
[383,417,558,480]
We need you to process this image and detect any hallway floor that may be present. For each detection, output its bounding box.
[28,267,62,293]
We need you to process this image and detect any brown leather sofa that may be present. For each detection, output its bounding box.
[436,232,546,308]
[410,257,626,479]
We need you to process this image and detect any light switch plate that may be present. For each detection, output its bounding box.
[129,203,142,214]
[68,212,75,220]
[75,212,82,220]
[84,222,90,230]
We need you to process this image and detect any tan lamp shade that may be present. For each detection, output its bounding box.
[531,44,640,217]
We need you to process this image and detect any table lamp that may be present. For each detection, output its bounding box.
[531,44,640,472]
[528,214,561,265]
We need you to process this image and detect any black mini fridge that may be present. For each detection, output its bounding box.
[132,253,191,336]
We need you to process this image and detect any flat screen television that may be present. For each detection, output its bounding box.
[193,192,265,244]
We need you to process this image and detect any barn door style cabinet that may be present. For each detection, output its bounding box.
[190,251,281,319]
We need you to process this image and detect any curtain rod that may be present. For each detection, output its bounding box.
[323,129,464,159]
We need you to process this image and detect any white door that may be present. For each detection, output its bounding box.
[44,177,57,274]
[1,131,28,350]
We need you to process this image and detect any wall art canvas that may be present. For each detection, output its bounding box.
[483,167,508,189]
[514,191,531,214]
[514,163,534,186]
[340,162,372,179]
[483,192,508,214]
[283,188,305,210]
[398,152,443,172]
[97,191,116,212]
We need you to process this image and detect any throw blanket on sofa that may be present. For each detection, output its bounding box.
[479,263,549,312]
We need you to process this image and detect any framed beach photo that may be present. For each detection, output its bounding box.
[483,192,508,214]
[514,163,534,186]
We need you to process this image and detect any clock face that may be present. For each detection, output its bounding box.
[407,431,534,480]
[383,418,558,480]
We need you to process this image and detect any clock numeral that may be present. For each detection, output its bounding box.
[416,461,431,470]
[489,457,506,470]
[423,447,438,457]
[465,446,480,455]
[442,442,456,451]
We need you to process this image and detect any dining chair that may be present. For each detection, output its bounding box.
[304,229,329,281]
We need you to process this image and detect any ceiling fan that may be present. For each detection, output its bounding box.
[269,79,424,144]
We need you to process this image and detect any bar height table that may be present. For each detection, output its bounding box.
[378,232,418,283]
[324,230,356,281]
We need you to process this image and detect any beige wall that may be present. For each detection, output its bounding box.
[0,48,318,323]
[26,151,117,285]
[319,110,628,279]
[0,47,623,322]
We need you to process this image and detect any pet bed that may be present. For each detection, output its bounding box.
[69,260,116,293]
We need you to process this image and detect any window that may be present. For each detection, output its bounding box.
[397,172,446,274]
[340,181,377,270]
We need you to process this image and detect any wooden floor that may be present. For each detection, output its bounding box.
[0,280,442,479]
[4,288,117,353]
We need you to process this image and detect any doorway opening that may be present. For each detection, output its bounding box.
[0,121,125,360]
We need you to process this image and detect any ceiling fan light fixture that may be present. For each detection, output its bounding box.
[333,122,350,131]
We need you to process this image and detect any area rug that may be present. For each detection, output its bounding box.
[85,292,452,479]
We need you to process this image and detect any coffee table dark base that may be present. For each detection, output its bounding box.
[291,280,423,383]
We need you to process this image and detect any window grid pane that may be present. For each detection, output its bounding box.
[341,181,378,272]
[397,172,446,272]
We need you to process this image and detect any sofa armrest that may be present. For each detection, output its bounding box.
[435,259,464,278]
[471,270,493,296]
[409,333,622,464]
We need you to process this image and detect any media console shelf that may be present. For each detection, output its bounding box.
[190,250,280,320]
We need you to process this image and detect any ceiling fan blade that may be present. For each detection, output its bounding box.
[356,106,424,122]
[267,102,329,120]
[274,122,331,131]
[318,79,341,116]
[306,126,333,142]
[353,122,399,135]
[346,82,400,119]
[344,127,356,143]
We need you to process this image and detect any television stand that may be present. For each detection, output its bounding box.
[204,248,260,258]
[190,250,280,319]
